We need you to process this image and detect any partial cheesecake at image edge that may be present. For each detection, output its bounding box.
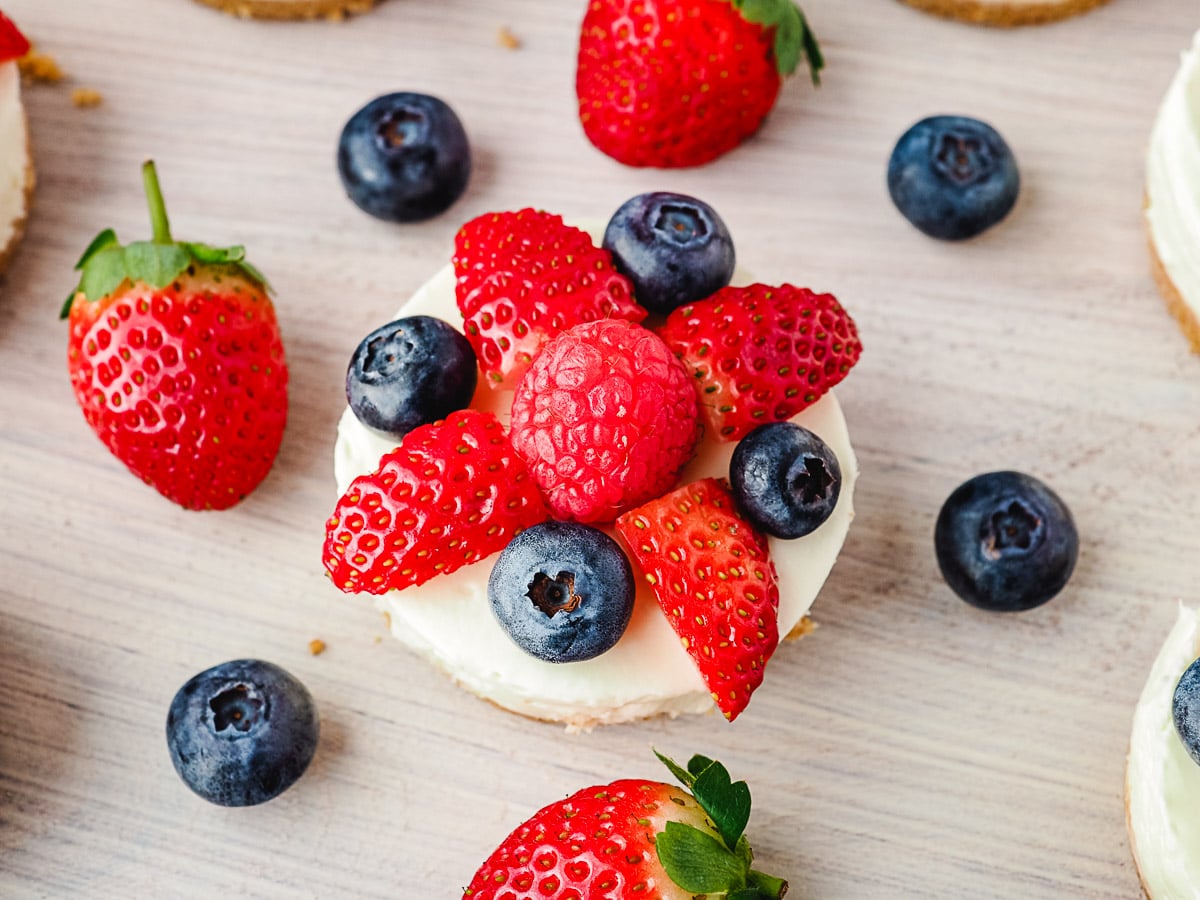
[0,58,33,275]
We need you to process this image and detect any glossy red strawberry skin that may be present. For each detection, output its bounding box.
[658,283,862,442]
[453,209,645,389]
[66,270,287,511]
[0,12,29,63]
[576,0,780,168]
[510,319,699,525]
[617,478,780,720]
[463,778,712,900]
[324,409,549,594]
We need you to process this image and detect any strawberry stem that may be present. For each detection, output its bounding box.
[748,870,788,897]
[142,159,173,245]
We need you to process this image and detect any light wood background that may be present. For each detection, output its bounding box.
[1,0,1196,896]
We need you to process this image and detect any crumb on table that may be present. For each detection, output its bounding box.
[308,638,327,656]
[497,26,521,50]
[18,45,64,84]
[71,88,103,109]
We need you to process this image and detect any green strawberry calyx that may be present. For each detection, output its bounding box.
[654,750,789,899]
[728,0,825,86]
[61,160,270,318]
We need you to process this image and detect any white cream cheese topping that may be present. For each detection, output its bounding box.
[333,250,858,728]
[1147,30,1200,317]
[0,61,28,255]
[1128,604,1200,899]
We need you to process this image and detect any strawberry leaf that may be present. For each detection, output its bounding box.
[688,754,717,777]
[656,750,696,789]
[123,241,192,289]
[181,241,245,265]
[75,229,120,270]
[78,247,130,305]
[655,821,747,894]
[692,760,752,851]
[728,0,823,84]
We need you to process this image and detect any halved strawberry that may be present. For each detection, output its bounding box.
[452,209,645,389]
[657,283,862,442]
[323,409,549,594]
[616,478,779,721]
[0,12,29,64]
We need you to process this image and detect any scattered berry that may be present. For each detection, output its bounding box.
[1174,658,1200,768]
[603,191,735,315]
[510,319,699,524]
[576,0,823,168]
[0,12,30,62]
[658,283,862,442]
[730,422,841,539]
[337,92,471,223]
[324,409,549,594]
[165,659,318,807]
[488,521,635,663]
[617,479,779,721]
[463,750,789,899]
[345,315,477,440]
[453,208,644,389]
[64,161,287,511]
[888,115,1019,241]
[934,471,1078,612]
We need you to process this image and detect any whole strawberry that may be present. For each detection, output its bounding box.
[658,283,862,442]
[576,0,823,168]
[453,209,645,389]
[509,318,699,524]
[324,409,549,594]
[464,750,788,899]
[64,162,286,511]
[617,478,779,721]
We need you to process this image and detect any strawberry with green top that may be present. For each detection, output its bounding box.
[464,749,788,899]
[64,161,287,511]
[576,0,823,168]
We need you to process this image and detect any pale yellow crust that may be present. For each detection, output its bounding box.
[1148,223,1200,354]
[1124,765,1153,900]
[899,0,1110,26]
[0,116,34,277]
[192,0,377,21]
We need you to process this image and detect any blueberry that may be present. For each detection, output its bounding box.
[602,192,735,315]
[729,423,842,540]
[488,521,635,663]
[1174,658,1200,767]
[887,115,1019,241]
[337,92,470,223]
[165,659,319,807]
[346,315,477,439]
[934,471,1078,612]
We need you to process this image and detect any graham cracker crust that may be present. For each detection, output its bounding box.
[899,0,1110,26]
[192,0,377,21]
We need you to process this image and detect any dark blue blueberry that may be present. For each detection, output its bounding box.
[338,92,470,223]
[934,471,1078,612]
[165,659,319,807]
[602,192,735,315]
[1173,658,1200,767]
[488,521,635,663]
[887,115,1019,241]
[346,315,477,439]
[729,423,841,540]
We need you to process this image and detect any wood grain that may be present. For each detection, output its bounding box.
[0,0,1196,896]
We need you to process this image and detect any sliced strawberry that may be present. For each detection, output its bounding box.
[323,409,549,594]
[0,12,29,64]
[657,283,862,442]
[452,208,644,389]
[617,478,780,721]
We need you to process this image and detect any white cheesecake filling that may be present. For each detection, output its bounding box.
[1128,604,1200,898]
[0,61,28,256]
[1147,30,1200,317]
[333,252,858,728]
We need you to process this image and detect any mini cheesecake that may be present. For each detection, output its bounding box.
[192,0,376,20]
[1127,605,1200,898]
[1147,29,1200,353]
[333,234,859,730]
[0,15,33,275]
[900,0,1109,26]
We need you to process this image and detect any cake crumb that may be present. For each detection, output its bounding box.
[497,26,521,50]
[785,615,816,642]
[18,45,64,84]
[71,88,103,109]
[372,635,382,644]
[308,638,327,656]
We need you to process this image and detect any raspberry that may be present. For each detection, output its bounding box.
[510,319,699,524]
[323,409,549,594]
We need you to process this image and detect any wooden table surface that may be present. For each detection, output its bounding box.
[1,0,1197,896]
